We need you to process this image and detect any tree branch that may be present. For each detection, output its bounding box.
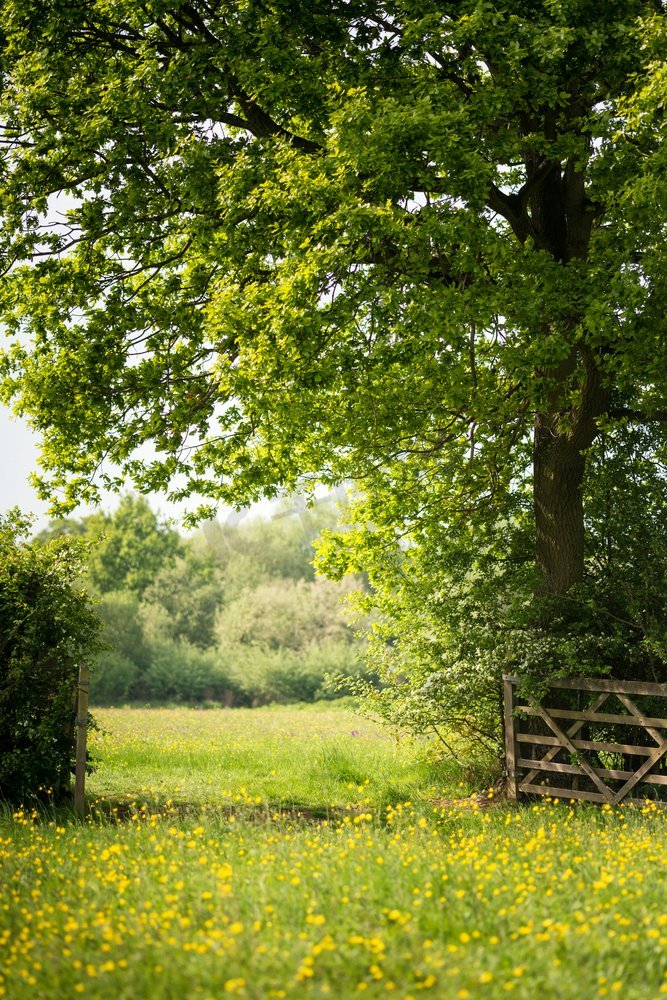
[608,407,667,423]
[486,184,533,242]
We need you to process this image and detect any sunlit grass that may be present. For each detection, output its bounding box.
[86,703,464,816]
[1,706,667,999]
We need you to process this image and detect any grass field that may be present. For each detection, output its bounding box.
[2,704,667,999]
[83,703,464,817]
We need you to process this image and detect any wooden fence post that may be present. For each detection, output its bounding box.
[503,676,518,801]
[74,664,90,816]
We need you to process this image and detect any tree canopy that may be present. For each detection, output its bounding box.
[36,494,182,595]
[0,2,666,694]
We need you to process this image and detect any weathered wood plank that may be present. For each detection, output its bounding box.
[74,664,89,816]
[517,706,667,728]
[517,782,609,803]
[504,676,667,697]
[547,678,667,697]
[611,743,667,805]
[535,705,614,802]
[516,758,667,786]
[516,733,659,757]
[518,783,667,808]
[520,692,608,787]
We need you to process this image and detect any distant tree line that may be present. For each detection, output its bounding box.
[35,494,370,706]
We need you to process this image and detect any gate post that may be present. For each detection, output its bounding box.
[74,664,90,815]
[503,676,519,801]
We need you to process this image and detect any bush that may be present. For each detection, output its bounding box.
[140,640,234,703]
[225,646,321,704]
[90,651,139,705]
[96,590,149,669]
[225,641,366,705]
[213,575,370,705]
[215,577,359,652]
[315,424,667,763]
[0,511,103,802]
[303,640,372,696]
[139,553,223,648]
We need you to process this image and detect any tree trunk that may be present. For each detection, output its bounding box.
[522,152,605,597]
[525,409,593,768]
[533,420,587,595]
[532,342,608,596]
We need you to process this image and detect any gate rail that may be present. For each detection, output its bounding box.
[503,676,667,806]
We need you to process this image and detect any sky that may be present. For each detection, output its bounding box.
[0,402,224,531]
[0,402,332,534]
[1,405,53,526]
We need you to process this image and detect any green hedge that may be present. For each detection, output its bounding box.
[0,512,102,802]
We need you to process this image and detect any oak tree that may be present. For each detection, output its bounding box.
[0,1,665,679]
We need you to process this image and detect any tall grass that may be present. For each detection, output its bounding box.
[85,704,468,816]
[1,705,666,999]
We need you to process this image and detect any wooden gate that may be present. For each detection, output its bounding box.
[503,676,667,806]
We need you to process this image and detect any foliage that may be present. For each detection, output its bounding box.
[1,2,666,752]
[224,641,367,706]
[225,645,331,705]
[140,551,223,648]
[193,498,342,600]
[318,423,667,754]
[139,641,232,704]
[96,590,149,670]
[36,494,182,597]
[71,497,364,707]
[91,650,139,705]
[583,424,667,678]
[0,510,103,801]
[90,590,147,704]
[214,574,366,705]
[318,493,531,755]
[216,577,359,653]
[0,2,663,582]
[74,495,182,596]
[33,517,88,543]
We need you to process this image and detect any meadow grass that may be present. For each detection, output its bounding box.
[1,705,667,999]
[84,703,468,817]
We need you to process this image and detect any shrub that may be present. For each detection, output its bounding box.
[215,577,359,652]
[96,590,149,670]
[316,424,667,762]
[140,640,234,703]
[90,651,139,705]
[140,553,223,648]
[226,646,322,704]
[0,511,103,802]
[225,641,367,705]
